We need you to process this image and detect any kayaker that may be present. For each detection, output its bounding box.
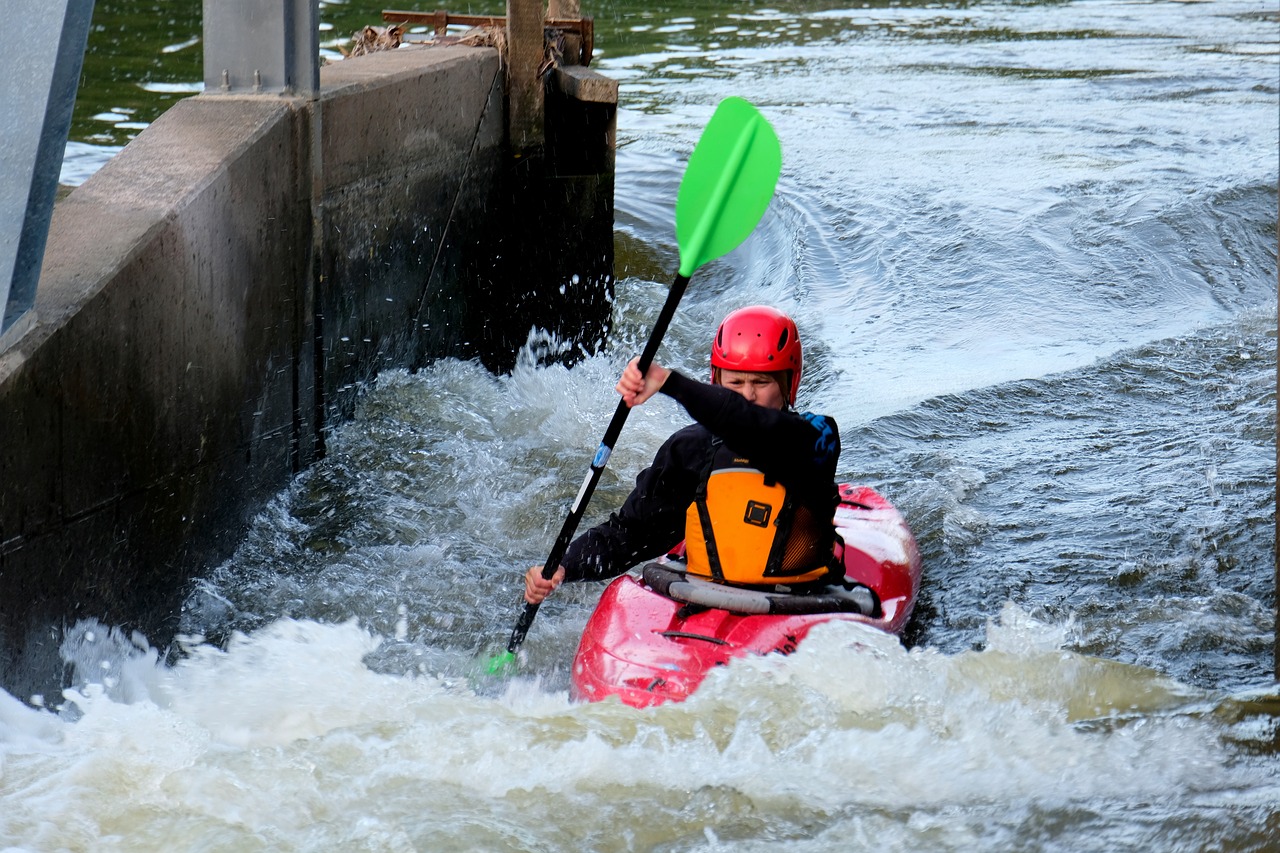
[524,305,846,605]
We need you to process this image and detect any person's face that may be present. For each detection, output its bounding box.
[718,370,786,410]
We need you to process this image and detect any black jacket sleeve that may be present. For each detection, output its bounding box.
[560,424,706,582]
[660,370,840,494]
[560,371,841,583]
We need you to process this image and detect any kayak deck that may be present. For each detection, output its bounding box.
[571,485,922,707]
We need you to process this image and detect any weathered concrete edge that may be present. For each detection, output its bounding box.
[0,46,549,697]
[0,90,313,696]
[3,96,298,383]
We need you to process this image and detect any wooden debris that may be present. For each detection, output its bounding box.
[341,24,406,58]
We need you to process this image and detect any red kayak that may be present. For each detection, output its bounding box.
[571,484,923,707]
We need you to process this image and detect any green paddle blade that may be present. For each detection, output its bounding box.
[675,97,783,278]
[485,650,517,676]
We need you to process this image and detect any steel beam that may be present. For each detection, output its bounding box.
[0,0,95,334]
[203,0,319,95]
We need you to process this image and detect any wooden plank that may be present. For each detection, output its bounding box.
[548,0,582,65]
[506,0,545,152]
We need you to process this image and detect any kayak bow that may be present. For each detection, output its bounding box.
[571,485,922,707]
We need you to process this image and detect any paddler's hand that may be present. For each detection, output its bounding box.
[617,356,670,408]
[524,565,566,604]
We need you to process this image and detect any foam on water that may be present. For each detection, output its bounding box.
[26,0,1278,848]
[2,607,1274,850]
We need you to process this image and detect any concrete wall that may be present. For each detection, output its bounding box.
[0,45,615,698]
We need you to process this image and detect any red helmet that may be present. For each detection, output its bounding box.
[710,306,803,406]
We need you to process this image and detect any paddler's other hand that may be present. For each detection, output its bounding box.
[617,357,670,408]
[524,565,566,604]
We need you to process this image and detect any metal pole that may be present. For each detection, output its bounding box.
[202,0,318,96]
[0,0,95,334]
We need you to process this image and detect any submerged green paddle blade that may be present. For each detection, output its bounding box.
[675,97,782,278]
[485,650,517,676]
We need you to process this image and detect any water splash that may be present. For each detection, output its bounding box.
[3,607,1274,850]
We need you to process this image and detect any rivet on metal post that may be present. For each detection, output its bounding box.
[203,0,319,96]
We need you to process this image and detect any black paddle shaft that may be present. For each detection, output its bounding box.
[505,273,692,654]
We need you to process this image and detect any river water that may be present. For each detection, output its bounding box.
[7,0,1279,850]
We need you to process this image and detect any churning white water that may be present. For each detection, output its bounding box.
[4,0,1277,848]
[3,605,1274,850]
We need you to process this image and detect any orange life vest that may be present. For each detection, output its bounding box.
[683,440,836,586]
